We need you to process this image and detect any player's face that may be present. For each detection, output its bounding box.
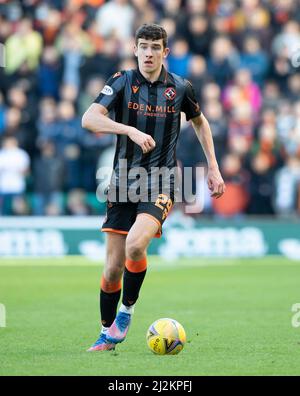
[135,39,169,74]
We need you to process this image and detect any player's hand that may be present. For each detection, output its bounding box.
[127,127,156,154]
[207,166,226,199]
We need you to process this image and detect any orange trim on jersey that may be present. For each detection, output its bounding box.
[102,224,161,238]
[125,257,147,273]
[102,228,129,235]
[101,275,122,293]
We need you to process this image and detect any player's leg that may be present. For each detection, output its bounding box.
[88,200,136,351]
[88,232,126,351]
[101,232,126,327]
[106,214,159,344]
[122,213,160,308]
[106,194,174,344]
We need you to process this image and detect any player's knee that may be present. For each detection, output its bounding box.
[104,257,124,281]
[106,250,125,275]
[104,266,122,283]
[126,238,146,261]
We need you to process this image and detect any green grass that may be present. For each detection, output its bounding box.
[0,257,300,376]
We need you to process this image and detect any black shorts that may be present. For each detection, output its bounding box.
[102,193,174,238]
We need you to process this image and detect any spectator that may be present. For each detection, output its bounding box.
[223,68,262,117]
[203,100,227,162]
[185,14,212,57]
[262,81,281,109]
[36,98,58,147]
[131,0,157,27]
[55,101,84,190]
[247,151,275,214]
[270,0,298,30]
[272,20,300,60]
[0,14,12,44]
[66,188,92,216]
[159,18,176,48]
[0,136,30,215]
[6,86,38,147]
[270,55,293,91]
[287,73,300,101]
[187,55,209,100]
[176,113,206,169]
[37,7,63,46]
[207,36,237,88]
[37,46,62,99]
[160,0,183,25]
[2,107,24,146]
[56,21,94,88]
[32,141,65,215]
[5,18,43,74]
[227,103,255,151]
[167,37,191,78]
[232,0,272,48]
[274,156,300,215]
[96,0,136,42]
[212,152,250,217]
[201,81,221,103]
[210,0,236,36]
[186,0,206,15]
[79,36,120,85]
[78,77,105,117]
[276,101,297,151]
[253,123,281,168]
[239,35,270,86]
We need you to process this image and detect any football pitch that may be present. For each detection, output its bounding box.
[0,256,299,376]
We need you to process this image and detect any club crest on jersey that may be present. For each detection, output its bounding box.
[101,85,113,96]
[132,85,139,94]
[164,87,176,101]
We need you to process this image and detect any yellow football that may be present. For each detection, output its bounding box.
[146,318,186,355]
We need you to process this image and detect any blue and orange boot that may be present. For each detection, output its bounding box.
[106,311,131,344]
[87,333,116,352]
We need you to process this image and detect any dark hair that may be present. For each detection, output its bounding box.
[135,24,168,49]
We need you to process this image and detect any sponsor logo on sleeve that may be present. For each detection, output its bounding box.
[101,85,114,96]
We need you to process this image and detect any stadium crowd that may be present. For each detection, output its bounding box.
[0,0,300,217]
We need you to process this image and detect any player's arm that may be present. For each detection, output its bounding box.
[191,114,226,199]
[82,72,155,154]
[82,103,155,154]
[181,79,225,199]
